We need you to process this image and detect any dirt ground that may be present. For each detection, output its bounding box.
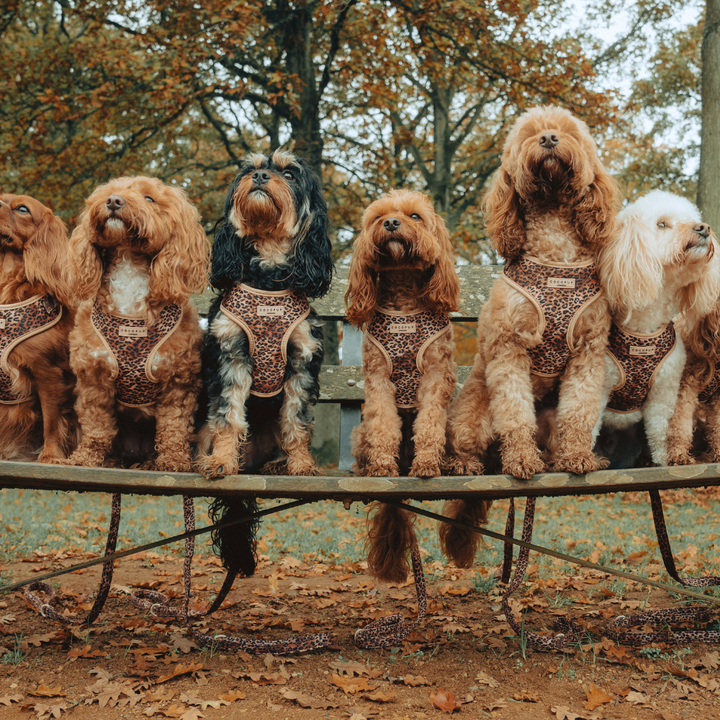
[1,548,719,720]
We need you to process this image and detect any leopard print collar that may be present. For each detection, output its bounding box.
[220,284,311,397]
[502,255,603,377]
[366,307,451,409]
[0,294,62,405]
[606,321,676,413]
[90,301,183,407]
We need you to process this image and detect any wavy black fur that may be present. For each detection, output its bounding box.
[208,496,259,577]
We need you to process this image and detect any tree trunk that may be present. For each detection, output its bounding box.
[698,0,720,229]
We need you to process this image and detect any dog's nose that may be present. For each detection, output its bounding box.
[106,195,125,212]
[539,133,559,148]
[252,170,271,186]
[694,222,711,238]
[383,218,401,232]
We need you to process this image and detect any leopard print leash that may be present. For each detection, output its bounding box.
[132,496,332,655]
[354,542,428,649]
[501,494,720,650]
[24,493,121,626]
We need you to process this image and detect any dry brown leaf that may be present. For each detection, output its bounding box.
[330,674,376,695]
[362,689,396,703]
[657,711,682,720]
[429,688,462,713]
[551,706,600,720]
[402,675,431,686]
[513,691,539,702]
[29,685,66,698]
[584,683,613,710]
[280,688,338,709]
[0,694,23,705]
[484,698,507,712]
[233,670,287,686]
[67,644,104,659]
[179,709,204,720]
[475,671,499,688]
[439,584,471,597]
[33,702,69,720]
[218,690,246,702]
[167,633,198,654]
[156,662,203,685]
[328,660,372,676]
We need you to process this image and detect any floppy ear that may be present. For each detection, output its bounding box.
[483,167,525,261]
[573,160,620,251]
[597,214,663,322]
[289,167,334,299]
[23,211,73,307]
[149,194,210,303]
[424,212,460,313]
[680,237,720,329]
[345,231,378,328]
[68,210,104,302]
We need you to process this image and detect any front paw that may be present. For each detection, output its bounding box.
[443,455,484,476]
[553,451,607,475]
[410,454,441,478]
[286,458,319,476]
[65,449,106,468]
[363,457,399,477]
[196,454,238,479]
[155,454,194,473]
[502,447,545,480]
[666,450,695,466]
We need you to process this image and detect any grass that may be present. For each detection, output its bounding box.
[1,489,720,587]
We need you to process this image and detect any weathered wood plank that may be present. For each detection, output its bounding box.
[0,460,717,500]
[191,264,498,320]
[319,365,472,401]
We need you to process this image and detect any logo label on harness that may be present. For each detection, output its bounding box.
[257,305,285,317]
[547,277,576,289]
[389,322,417,334]
[0,319,5,329]
[119,325,148,338]
[630,345,656,356]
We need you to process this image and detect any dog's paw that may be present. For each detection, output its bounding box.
[65,449,106,468]
[666,450,696,466]
[502,449,545,480]
[155,455,194,473]
[553,452,605,475]
[410,455,441,478]
[286,458,319,476]
[197,454,238,479]
[364,458,399,477]
[443,455,484,476]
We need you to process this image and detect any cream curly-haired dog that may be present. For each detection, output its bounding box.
[61,176,209,470]
[598,191,719,466]
[441,106,619,568]
[345,189,459,582]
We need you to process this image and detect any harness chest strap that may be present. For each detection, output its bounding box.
[501,255,603,377]
[0,294,63,405]
[366,307,451,409]
[699,360,720,403]
[220,284,311,397]
[606,321,676,413]
[90,301,183,407]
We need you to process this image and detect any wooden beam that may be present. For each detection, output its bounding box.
[0,460,717,500]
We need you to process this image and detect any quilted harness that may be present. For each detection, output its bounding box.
[220,284,311,397]
[0,294,62,405]
[90,301,183,407]
[606,321,676,413]
[502,255,603,377]
[366,307,451,409]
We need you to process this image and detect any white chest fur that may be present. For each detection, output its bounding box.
[107,256,150,317]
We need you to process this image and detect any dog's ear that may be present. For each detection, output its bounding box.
[289,161,334,299]
[210,218,244,291]
[345,228,378,328]
[149,190,210,303]
[424,211,460,313]
[680,236,720,329]
[573,160,620,252]
[68,209,104,302]
[483,167,525,261]
[598,213,663,322]
[23,211,72,306]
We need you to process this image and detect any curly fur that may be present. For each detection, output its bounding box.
[346,189,459,582]
[598,191,720,466]
[60,176,209,470]
[442,106,619,567]
[197,150,332,576]
[0,194,76,461]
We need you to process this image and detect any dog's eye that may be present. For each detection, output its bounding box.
[410,213,421,221]
[15,205,30,214]
[283,171,294,181]
[657,221,667,228]
[145,196,155,203]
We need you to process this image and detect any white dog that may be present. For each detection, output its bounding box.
[595,190,719,465]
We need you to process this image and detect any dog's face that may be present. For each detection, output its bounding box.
[600,190,719,324]
[70,176,209,303]
[345,189,459,326]
[0,194,55,252]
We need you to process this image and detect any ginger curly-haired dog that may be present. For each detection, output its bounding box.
[61,176,209,470]
[0,194,75,462]
[441,106,619,568]
[598,191,720,466]
[345,189,459,583]
[197,150,333,578]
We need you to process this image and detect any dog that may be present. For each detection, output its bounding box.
[441,106,619,568]
[0,194,75,462]
[197,150,333,578]
[61,176,209,471]
[598,191,719,466]
[345,189,459,583]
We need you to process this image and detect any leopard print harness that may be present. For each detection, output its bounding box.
[0,294,62,404]
[698,360,720,403]
[366,307,451,409]
[220,284,311,397]
[90,301,183,407]
[606,321,676,413]
[502,255,603,377]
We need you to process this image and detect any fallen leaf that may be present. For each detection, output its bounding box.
[218,690,246,702]
[402,675,431,686]
[331,674,376,695]
[0,694,23,705]
[232,670,287,686]
[156,663,203,684]
[329,660,372,676]
[513,691,539,702]
[484,698,507,712]
[624,690,648,705]
[33,702,69,719]
[67,644,104,659]
[430,688,462,713]
[280,688,338,709]
[168,633,198,654]
[551,706,600,720]
[362,689,396,702]
[584,683,613,710]
[475,671,499,688]
[29,686,67,698]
